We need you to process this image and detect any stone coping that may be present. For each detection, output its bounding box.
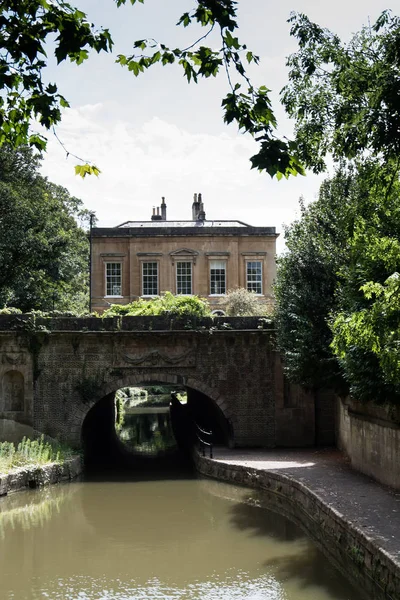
[92,225,277,237]
[195,450,400,600]
[0,315,274,332]
[0,456,82,496]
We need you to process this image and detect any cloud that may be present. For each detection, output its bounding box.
[40,104,325,254]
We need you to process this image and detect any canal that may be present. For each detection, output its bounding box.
[0,474,366,599]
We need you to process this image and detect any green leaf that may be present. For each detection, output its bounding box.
[75,164,101,178]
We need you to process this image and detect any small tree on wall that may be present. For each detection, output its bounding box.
[223,288,269,316]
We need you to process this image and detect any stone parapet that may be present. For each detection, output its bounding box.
[0,315,274,332]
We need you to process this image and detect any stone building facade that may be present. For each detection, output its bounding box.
[90,194,278,314]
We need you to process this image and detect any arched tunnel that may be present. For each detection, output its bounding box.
[81,383,232,474]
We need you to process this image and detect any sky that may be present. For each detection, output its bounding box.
[39,0,395,253]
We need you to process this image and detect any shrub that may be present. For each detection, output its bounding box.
[223,288,267,316]
[0,307,22,315]
[102,291,211,318]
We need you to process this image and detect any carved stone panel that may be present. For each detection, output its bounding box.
[1,352,26,366]
[2,371,24,412]
[118,349,195,368]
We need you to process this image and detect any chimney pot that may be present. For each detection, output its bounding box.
[161,196,167,220]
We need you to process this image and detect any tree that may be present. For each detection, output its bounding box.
[330,163,400,403]
[274,165,355,392]
[282,10,400,173]
[275,160,400,403]
[0,0,304,179]
[0,145,91,312]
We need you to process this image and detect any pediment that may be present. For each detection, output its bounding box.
[169,248,199,257]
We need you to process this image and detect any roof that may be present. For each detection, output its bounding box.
[116,220,250,228]
[92,218,277,238]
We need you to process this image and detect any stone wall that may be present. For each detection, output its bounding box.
[274,354,315,446]
[196,454,398,600]
[0,456,82,496]
[33,328,278,448]
[337,398,400,490]
[0,317,319,451]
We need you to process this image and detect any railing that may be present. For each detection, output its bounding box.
[195,422,213,459]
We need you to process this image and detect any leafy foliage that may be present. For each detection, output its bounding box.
[0,307,22,315]
[0,0,111,172]
[102,291,211,317]
[332,274,400,399]
[0,145,92,312]
[282,10,400,173]
[116,0,304,179]
[329,164,400,403]
[223,287,268,316]
[275,160,400,403]
[74,164,101,178]
[274,168,355,392]
[0,0,303,178]
[0,435,74,474]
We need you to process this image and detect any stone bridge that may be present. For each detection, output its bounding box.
[0,315,334,450]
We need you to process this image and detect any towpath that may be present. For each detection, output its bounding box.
[210,448,400,563]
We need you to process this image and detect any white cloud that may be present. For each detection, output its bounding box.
[40,104,325,254]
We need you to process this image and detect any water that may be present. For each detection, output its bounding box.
[0,475,366,600]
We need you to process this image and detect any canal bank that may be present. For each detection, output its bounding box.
[195,448,400,600]
[0,456,82,496]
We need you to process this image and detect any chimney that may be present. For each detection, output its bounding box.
[197,192,206,221]
[192,192,201,220]
[161,196,167,221]
[151,206,162,221]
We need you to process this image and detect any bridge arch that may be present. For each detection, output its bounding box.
[79,370,233,466]
[99,372,231,421]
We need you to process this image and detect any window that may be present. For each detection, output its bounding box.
[176,261,192,295]
[210,260,226,295]
[106,262,122,296]
[142,262,158,296]
[246,261,262,294]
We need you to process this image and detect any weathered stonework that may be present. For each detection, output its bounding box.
[195,453,400,600]
[337,397,400,490]
[0,316,324,450]
[0,339,33,432]
[0,456,82,496]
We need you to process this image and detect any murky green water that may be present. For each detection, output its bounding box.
[0,476,365,600]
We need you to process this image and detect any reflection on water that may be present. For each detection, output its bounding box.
[0,484,76,539]
[0,476,367,600]
[119,411,177,454]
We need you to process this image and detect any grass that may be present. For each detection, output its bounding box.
[0,435,74,475]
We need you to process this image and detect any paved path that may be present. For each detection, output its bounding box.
[211,448,400,563]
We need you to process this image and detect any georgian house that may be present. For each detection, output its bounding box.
[90,194,278,313]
